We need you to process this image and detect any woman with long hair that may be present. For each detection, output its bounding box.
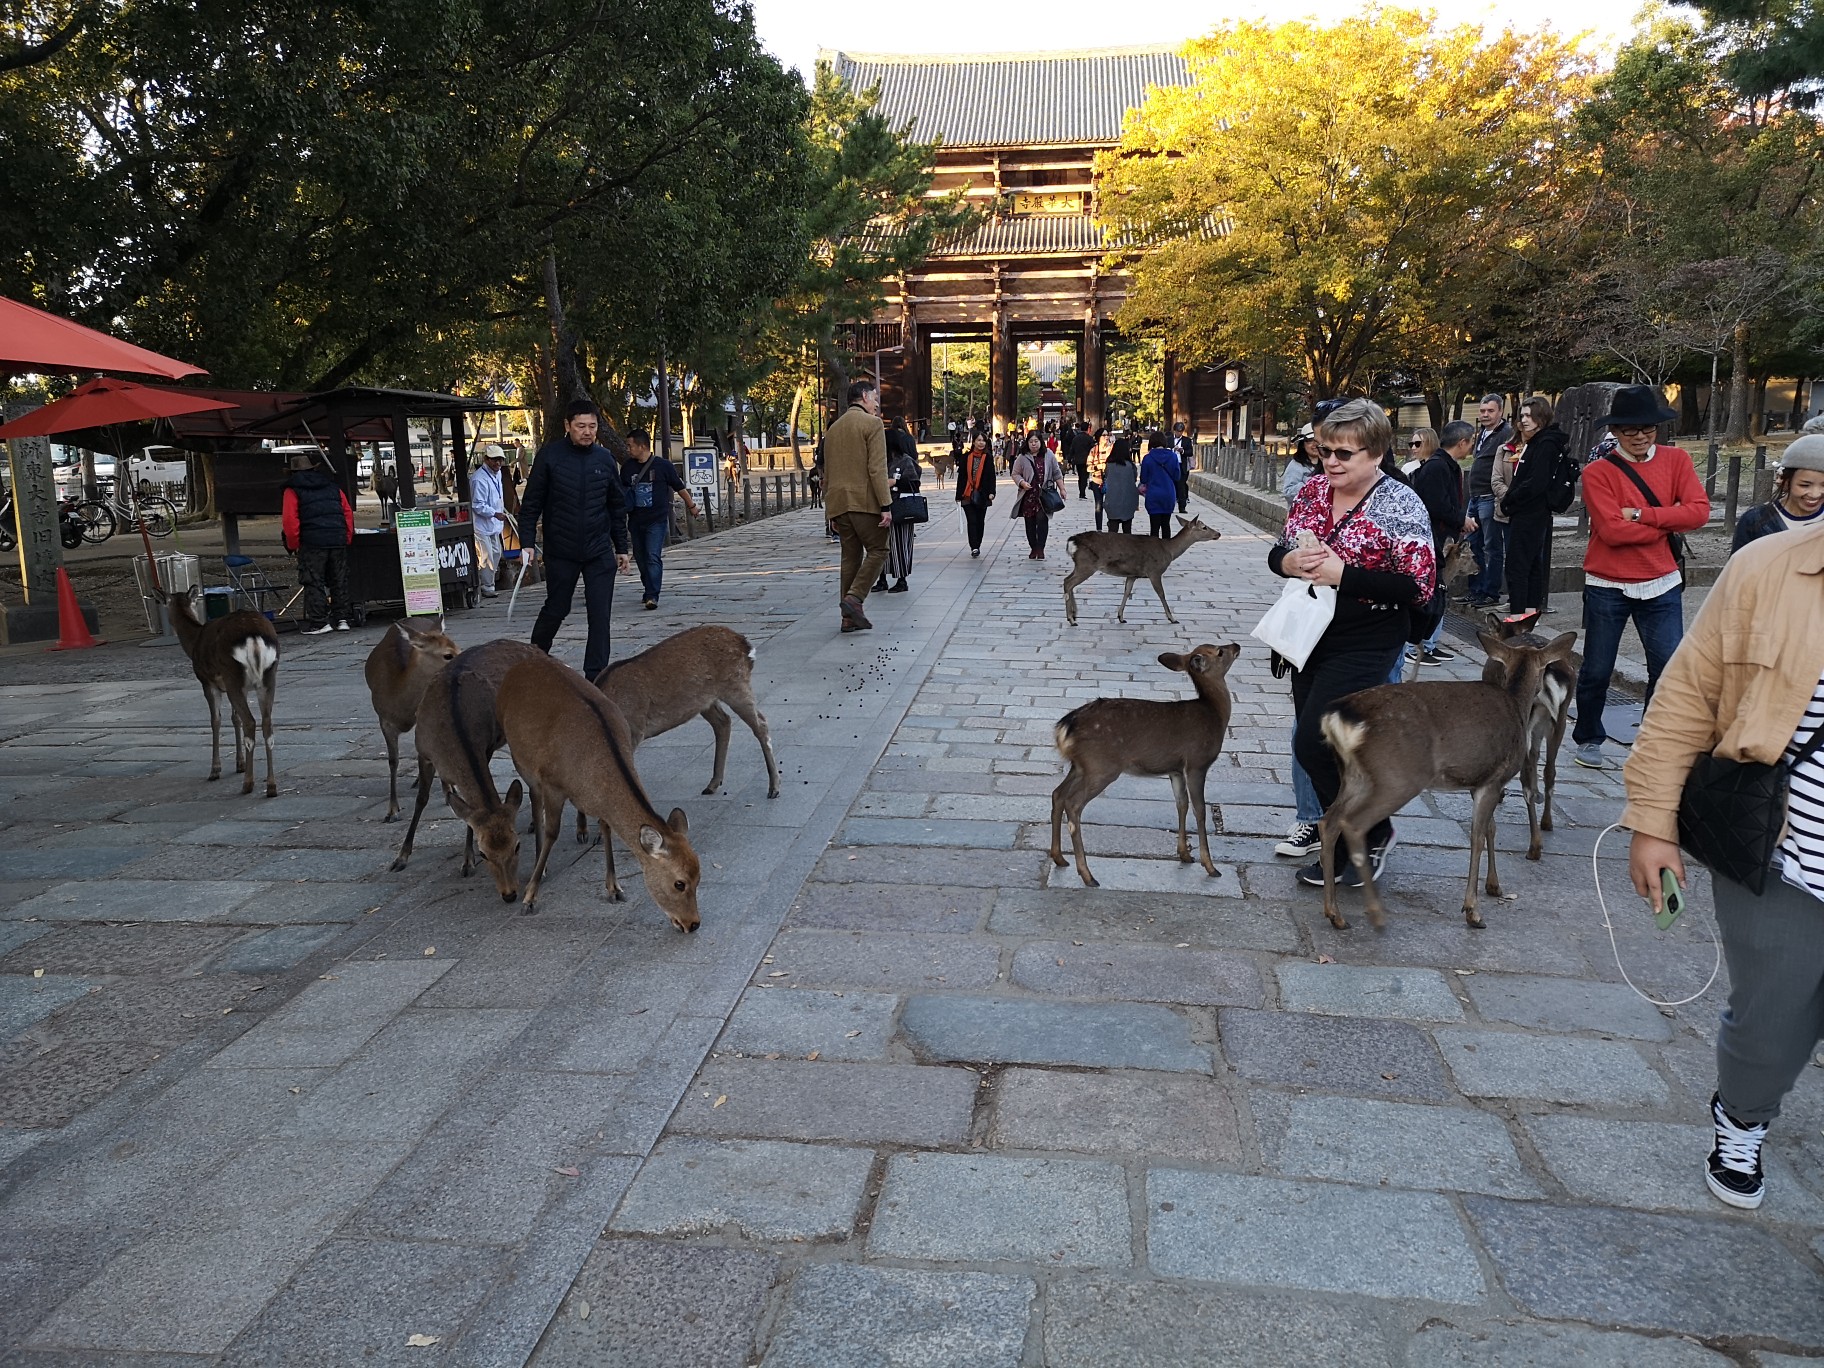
[955,430,996,557]
[1011,431,1063,559]
[1101,435,1139,534]
[878,417,921,593]
[1498,396,1566,616]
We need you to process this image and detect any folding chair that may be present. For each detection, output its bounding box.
[222,553,293,620]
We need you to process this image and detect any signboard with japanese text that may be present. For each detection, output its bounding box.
[3,406,62,601]
[394,508,442,615]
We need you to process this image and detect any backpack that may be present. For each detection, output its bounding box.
[1546,445,1581,514]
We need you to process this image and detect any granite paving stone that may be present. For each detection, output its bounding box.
[205,958,453,1068]
[1462,972,1676,1041]
[759,929,1001,990]
[717,987,899,1061]
[1009,941,1262,1007]
[811,846,1052,888]
[206,923,347,974]
[1292,906,1593,977]
[529,1239,778,1368]
[1147,1170,1486,1304]
[1042,855,1243,896]
[1523,1115,1824,1222]
[1218,1008,1452,1100]
[0,973,98,1040]
[0,849,141,882]
[1404,1320,1734,1366]
[785,881,993,934]
[986,887,1301,953]
[671,1059,977,1145]
[0,923,246,978]
[1042,1278,1401,1368]
[838,816,1022,848]
[989,1067,1245,1163]
[40,974,264,1046]
[1260,1094,1540,1197]
[762,1264,1034,1368]
[867,1152,1132,1267]
[241,848,392,883]
[0,1039,168,1127]
[1274,962,1466,1022]
[610,1138,873,1242]
[901,994,1211,1073]
[1436,1030,1669,1106]
[8,878,262,924]
[1466,1197,1824,1344]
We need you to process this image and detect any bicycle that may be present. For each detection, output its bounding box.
[72,474,179,544]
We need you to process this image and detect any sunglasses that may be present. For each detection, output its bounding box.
[1316,444,1370,460]
[1408,441,1425,448]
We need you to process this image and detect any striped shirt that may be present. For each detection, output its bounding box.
[1778,672,1824,901]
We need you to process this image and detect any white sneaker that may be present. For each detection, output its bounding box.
[302,623,333,635]
[334,621,350,631]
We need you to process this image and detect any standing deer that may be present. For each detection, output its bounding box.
[364,616,460,820]
[155,586,279,796]
[1482,609,1579,856]
[1050,642,1240,887]
[1062,517,1221,625]
[391,639,539,901]
[1316,629,1578,931]
[499,652,701,930]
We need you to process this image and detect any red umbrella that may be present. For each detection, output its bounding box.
[0,376,238,438]
[0,295,207,380]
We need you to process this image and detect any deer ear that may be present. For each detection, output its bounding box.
[1545,631,1579,660]
[1157,652,1186,671]
[1476,629,1509,659]
[504,780,523,812]
[638,824,666,855]
[667,807,689,836]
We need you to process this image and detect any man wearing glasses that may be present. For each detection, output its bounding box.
[1571,385,1709,769]
[1464,394,1512,606]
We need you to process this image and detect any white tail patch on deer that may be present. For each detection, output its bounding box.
[1320,714,1367,760]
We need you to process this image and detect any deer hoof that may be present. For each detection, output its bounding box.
[1526,847,1542,862]
[383,811,399,824]
[1324,912,1350,931]
[207,772,220,782]
[502,890,516,904]
[701,784,718,795]
[1203,864,1221,879]
[519,899,538,916]
[389,857,409,873]
[766,787,780,799]
[460,865,474,878]
[1078,874,1099,888]
[608,888,627,903]
[265,783,278,798]
[1464,908,1486,929]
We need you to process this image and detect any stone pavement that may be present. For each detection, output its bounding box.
[0,484,1820,1366]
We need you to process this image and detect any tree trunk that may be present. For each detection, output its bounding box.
[1725,321,1750,444]
[1751,373,1769,438]
[788,382,806,469]
[1792,377,1811,430]
[1423,388,1444,430]
[1705,350,1720,446]
[1679,379,1701,435]
[541,247,588,434]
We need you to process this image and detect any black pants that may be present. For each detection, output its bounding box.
[1108,518,1132,534]
[1175,474,1189,513]
[1025,513,1048,553]
[297,546,350,627]
[531,553,618,677]
[1149,513,1173,539]
[1077,463,1091,498]
[962,502,987,550]
[1293,641,1406,838]
[1504,515,1551,614]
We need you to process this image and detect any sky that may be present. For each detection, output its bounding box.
[749,0,1652,82]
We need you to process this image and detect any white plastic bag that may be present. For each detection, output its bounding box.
[1250,578,1336,672]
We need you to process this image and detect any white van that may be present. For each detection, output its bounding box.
[128,446,188,492]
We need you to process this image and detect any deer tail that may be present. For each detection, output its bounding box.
[232,638,279,692]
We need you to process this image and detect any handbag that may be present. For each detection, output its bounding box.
[891,493,929,524]
[1251,579,1338,671]
[1678,725,1824,895]
[1603,454,1687,574]
[1040,484,1066,515]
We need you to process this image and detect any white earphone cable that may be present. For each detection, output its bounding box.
[1590,822,1722,1009]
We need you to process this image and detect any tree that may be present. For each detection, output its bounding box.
[1694,0,1824,103]
[1098,11,1593,398]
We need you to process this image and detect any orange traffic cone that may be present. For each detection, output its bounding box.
[47,566,102,651]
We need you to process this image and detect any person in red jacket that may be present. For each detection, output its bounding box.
[281,451,357,633]
[1571,386,1710,769]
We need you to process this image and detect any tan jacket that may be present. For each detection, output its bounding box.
[1489,445,1516,523]
[821,404,890,520]
[1622,523,1824,841]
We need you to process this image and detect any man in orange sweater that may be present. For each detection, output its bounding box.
[1572,386,1710,769]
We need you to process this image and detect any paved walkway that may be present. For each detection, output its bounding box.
[0,485,1819,1366]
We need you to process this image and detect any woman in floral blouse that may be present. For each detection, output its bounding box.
[1269,399,1437,887]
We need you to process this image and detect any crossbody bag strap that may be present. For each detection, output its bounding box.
[1320,475,1386,547]
[1786,712,1824,771]
[1604,453,1662,508]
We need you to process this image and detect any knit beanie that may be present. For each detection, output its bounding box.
[1781,434,1824,473]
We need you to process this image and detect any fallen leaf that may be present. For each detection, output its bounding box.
[554,1165,581,1177]
[806,1050,820,1061]
[712,1094,727,1108]
[626,1008,647,1016]
[1055,957,1065,966]
[767,971,788,978]
[423,946,436,956]
[288,1087,302,1095]
[405,1335,441,1348]
[1381,1072,1398,1081]
[577,1300,591,1321]
[1453,969,1475,976]
[32,968,44,979]
[1174,943,1190,949]
[844,1030,861,1038]
[1316,955,1335,965]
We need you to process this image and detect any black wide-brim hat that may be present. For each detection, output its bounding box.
[1600,385,1678,427]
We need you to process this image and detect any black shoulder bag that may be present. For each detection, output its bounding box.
[1603,454,1686,575]
[1679,723,1824,895]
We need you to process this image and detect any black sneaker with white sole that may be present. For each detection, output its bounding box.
[1297,828,1395,887]
[1275,821,1321,858]
[1706,1093,1767,1209]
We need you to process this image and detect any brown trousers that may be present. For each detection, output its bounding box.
[835,510,890,602]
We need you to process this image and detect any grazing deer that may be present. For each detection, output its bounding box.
[391,639,539,901]
[499,652,701,930]
[155,586,279,796]
[363,616,460,820]
[1482,609,1579,856]
[1050,643,1240,887]
[1062,517,1221,626]
[1316,629,1578,932]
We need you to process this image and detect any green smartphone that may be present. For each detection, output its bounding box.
[1656,868,1685,931]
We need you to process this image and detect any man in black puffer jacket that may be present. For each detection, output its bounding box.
[281,451,356,633]
[518,399,632,676]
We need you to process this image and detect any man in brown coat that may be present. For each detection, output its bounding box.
[822,377,893,632]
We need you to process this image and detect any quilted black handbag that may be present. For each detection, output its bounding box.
[1678,726,1824,894]
[890,493,929,524]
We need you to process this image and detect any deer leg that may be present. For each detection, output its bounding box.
[1048,767,1074,869]
[391,759,437,871]
[726,693,780,798]
[1541,713,1565,833]
[1116,578,1134,623]
[204,685,223,781]
[258,669,277,798]
[228,694,257,795]
[575,801,591,845]
[1059,765,1114,888]
[520,787,564,913]
[1061,562,1091,625]
[461,824,477,878]
[1465,782,1503,928]
[1317,813,1350,931]
[700,703,733,795]
[1169,770,1192,863]
[231,705,245,775]
[602,819,626,902]
[1149,572,1175,624]
[1187,764,1217,877]
[1521,734,1544,862]
[382,721,401,820]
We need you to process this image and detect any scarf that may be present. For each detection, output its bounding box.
[963,448,988,501]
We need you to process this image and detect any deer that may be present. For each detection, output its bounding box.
[390,638,540,901]
[1482,609,1580,857]
[1049,642,1240,888]
[363,616,460,820]
[154,586,280,796]
[1315,629,1579,932]
[498,651,702,930]
[565,625,780,842]
[1061,516,1221,626]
